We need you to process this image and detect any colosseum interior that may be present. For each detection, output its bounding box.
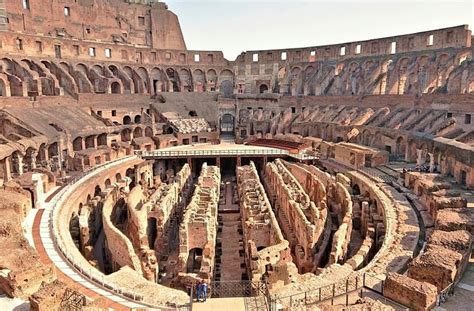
[0,1,473,310]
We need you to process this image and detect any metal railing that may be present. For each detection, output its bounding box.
[46,155,191,310]
[209,281,267,298]
[437,282,456,306]
[137,149,288,158]
[267,273,393,310]
[136,149,318,160]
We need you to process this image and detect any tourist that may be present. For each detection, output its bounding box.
[196,281,203,302]
[201,280,208,302]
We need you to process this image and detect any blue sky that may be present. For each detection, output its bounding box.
[164,0,473,60]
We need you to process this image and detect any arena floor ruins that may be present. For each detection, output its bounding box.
[0,1,473,310]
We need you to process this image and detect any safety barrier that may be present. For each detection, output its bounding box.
[136,148,318,160]
[46,155,191,310]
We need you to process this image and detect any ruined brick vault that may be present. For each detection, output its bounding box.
[0,1,472,310]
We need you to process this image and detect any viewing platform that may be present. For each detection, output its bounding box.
[135,142,319,161]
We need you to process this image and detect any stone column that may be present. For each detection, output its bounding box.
[29,151,37,170]
[428,153,435,173]
[361,201,369,237]
[416,149,423,166]
[124,176,132,193]
[216,157,221,168]
[2,157,11,182]
[14,153,24,175]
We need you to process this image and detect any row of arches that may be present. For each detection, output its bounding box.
[257,49,470,96]
[0,56,238,98]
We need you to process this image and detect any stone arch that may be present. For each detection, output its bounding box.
[104,178,111,188]
[259,83,269,94]
[47,142,58,158]
[136,67,149,93]
[288,66,302,95]
[123,66,139,94]
[59,61,70,72]
[97,133,107,146]
[0,77,9,96]
[76,63,89,75]
[150,67,165,93]
[220,69,234,81]
[395,57,412,95]
[115,173,122,182]
[73,137,83,151]
[179,68,193,92]
[110,81,121,94]
[25,147,37,171]
[133,127,143,138]
[108,64,119,76]
[186,248,204,273]
[145,127,153,137]
[85,135,96,149]
[193,69,205,92]
[206,69,217,91]
[166,68,179,92]
[123,115,132,125]
[134,115,141,124]
[91,64,104,76]
[396,136,406,157]
[121,128,132,142]
[36,143,47,163]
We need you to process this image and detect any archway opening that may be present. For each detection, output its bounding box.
[111,82,121,94]
[123,116,132,125]
[186,248,203,273]
[220,113,235,134]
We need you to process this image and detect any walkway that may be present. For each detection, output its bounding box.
[192,297,245,311]
[31,156,151,310]
[434,261,474,311]
[137,141,318,160]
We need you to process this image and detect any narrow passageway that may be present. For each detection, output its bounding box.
[214,176,246,282]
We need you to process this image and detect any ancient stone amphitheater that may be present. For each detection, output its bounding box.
[0,1,472,310]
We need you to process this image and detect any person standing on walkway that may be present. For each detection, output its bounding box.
[196,281,202,302]
[201,280,208,302]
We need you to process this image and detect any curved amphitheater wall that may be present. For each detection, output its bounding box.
[53,157,144,274]
[101,188,143,274]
